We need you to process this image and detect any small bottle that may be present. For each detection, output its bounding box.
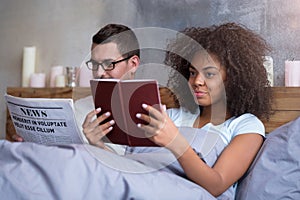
[263,56,274,86]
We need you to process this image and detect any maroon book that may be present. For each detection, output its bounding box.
[90,79,161,146]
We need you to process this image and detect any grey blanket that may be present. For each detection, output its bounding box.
[0,127,234,200]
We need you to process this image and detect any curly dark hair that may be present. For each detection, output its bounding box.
[166,22,272,119]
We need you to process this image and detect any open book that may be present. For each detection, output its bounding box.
[5,94,83,145]
[90,79,162,146]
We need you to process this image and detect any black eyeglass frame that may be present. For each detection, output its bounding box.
[85,55,133,71]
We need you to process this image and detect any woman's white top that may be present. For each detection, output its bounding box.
[166,107,265,145]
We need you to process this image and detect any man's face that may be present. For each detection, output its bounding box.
[90,42,139,80]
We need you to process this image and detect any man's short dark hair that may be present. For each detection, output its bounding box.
[92,24,140,58]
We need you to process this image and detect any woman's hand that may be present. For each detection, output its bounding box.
[136,104,190,156]
[82,107,115,148]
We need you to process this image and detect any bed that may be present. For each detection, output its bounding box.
[1,87,300,199]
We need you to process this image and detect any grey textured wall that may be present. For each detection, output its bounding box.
[1,0,300,138]
[136,0,300,86]
[209,0,300,86]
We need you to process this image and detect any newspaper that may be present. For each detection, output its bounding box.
[5,94,83,145]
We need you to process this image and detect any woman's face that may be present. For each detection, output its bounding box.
[188,51,227,108]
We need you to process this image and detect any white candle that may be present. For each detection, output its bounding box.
[22,46,36,87]
[285,60,300,87]
[50,65,64,87]
[30,73,46,88]
[55,75,66,87]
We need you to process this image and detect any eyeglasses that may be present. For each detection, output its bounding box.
[86,55,133,71]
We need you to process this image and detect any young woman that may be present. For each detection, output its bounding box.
[136,22,272,197]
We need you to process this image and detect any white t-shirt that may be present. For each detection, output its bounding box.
[167,107,265,145]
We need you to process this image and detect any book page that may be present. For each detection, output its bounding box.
[5,94,83,145]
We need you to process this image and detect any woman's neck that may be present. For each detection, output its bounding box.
[194,105,232,128]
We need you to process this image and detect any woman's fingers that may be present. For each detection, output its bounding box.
[137,104,167,127]
[137,123,158,137]
[139,104,166,122]
[136,104,169,140]
[142,104,164,120]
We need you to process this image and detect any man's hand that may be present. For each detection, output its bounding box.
[11,134,24,142]
[82,107,115,148]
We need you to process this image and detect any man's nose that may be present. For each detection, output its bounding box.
[93,67,106,78]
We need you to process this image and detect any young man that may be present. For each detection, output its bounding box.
[12,24,141,154]
[76,24,140,153]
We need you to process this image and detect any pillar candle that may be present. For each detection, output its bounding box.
[55,75,66,87]
[30,73,46,88]
[285,60,300,87]
[50,65,64,87]
[22,46,36,87]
